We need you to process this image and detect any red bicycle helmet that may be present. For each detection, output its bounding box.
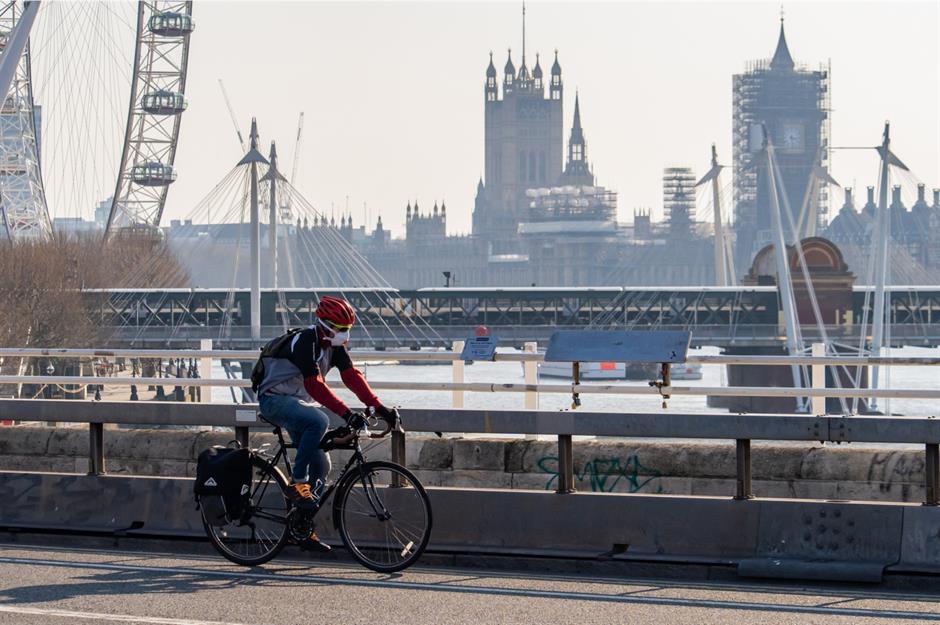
[315,296,356,328]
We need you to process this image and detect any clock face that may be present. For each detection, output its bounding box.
[781,123,804,151]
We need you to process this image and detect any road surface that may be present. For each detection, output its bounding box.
[1,540,940,624]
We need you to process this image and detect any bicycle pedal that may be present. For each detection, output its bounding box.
[299,537,332,554]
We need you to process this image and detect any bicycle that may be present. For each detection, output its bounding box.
[199,409,432,573]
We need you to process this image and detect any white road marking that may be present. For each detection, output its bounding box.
[0,605,246,625]
[0,555,939,620]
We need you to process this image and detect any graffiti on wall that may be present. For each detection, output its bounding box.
[536,454,663,493]
[867,451,924,494]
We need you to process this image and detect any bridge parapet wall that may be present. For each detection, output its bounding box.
[0,426,927,502]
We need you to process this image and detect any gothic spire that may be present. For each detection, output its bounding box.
[571,92,583,140]
[561,92,593,186]
[770,17,795,71]
[486,51,496,77]
[551,49,561,75]
[504,48,515,76]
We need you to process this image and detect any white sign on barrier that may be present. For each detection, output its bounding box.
[235,409,257,423]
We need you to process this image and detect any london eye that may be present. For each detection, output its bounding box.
[0,0,194,242]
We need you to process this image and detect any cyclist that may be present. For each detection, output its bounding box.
[255,295,396,551]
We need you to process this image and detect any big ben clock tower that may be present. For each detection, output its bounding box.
[731,18,830,272]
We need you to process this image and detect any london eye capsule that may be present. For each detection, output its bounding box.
[141,90,188,115]
[130,162,177,186]
[148,11,195,37]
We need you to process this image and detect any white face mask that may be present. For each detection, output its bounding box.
[318,318,350,346]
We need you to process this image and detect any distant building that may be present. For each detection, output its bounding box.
[473,49,564,249]
[95,197,112,229]
[168,15,940,290]
[557,94,593,187]
[52,216,100,236]
[732,19,830,271]
[49,194,111,237]
[365,76,652,288]
[662,168,696,240]
[824,184,940,282]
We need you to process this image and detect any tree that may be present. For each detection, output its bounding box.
[0,232,189,348]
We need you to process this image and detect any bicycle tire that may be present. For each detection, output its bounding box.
[202,454,291,566]
[333,460,432,573]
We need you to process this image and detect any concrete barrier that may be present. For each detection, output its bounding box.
[2,470,936,582]
[897,506,940,574]
[0,426,929,502]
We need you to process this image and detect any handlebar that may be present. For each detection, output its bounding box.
[322,408,403,450]
[368,407,404,439]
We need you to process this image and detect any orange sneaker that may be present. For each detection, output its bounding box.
[286,482,317,510]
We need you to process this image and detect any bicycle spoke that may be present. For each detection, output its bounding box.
[343,508,380,519]
[203,458,290,566]
[251,509,288,524]
[385,516,427,535]
[389,524,422,547]
[337,462,431,573]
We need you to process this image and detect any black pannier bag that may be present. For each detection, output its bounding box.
[194,446,253,526]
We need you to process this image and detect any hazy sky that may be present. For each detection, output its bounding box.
[165,1,940,237]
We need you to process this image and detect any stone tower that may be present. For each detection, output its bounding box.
[472,13,565,248]
[732,19,829,272]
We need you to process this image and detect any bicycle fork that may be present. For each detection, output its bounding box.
[358,468,392,522]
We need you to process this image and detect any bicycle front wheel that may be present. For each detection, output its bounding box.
[334,461,432,573]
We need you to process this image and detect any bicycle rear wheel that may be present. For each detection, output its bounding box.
[202,455,291,566]
[334,461,432,573]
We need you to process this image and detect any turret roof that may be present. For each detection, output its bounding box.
[486,52,496,77]
[770,21,795,71]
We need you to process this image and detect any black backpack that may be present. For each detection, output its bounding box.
[194,446,253,525]
[249,327,305,393]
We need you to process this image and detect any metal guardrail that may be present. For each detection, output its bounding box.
[1,346,938,365]
[1,346,937,403]
[2,376,936,401]
[3,399,940,506]
[87,323,940,348]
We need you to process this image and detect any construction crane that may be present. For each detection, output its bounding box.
[218,79,246,152]
[281,112,304,223]
[290,112,305,185]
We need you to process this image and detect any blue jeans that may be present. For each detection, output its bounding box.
[258,394,331,496]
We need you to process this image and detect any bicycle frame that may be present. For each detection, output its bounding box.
[258,424,383,521]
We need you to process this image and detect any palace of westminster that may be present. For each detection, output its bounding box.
[166,17,940,289]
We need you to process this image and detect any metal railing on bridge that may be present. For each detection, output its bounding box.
[2,344,939,407]
[3,398,940,506]
[82,286,940,348]
[1,345,939,503]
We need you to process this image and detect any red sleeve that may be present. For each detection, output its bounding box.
[341,367,381,408]
[303,374,349,417]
